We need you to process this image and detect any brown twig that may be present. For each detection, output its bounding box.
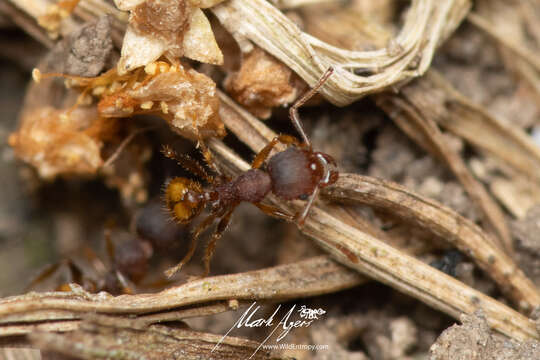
[29,315,282,360]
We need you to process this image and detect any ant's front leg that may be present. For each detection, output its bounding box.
[289,67,334,148]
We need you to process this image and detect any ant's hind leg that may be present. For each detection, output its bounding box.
[202,208,234,277]
[251,134,300,169]
[289,67,334,148]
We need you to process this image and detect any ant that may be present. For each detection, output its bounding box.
[162,68,339,277]
[27,200,187,294]
[26,230,152,295]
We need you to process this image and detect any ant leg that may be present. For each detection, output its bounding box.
[251,134,299,169]
[104,227,115,264]
[289,67,334,148]
[202,208,235,277]
[25,262,64,291]
[161,145,214,183]
[192,119,223,177]
[254,203,294,222]
[295,186,320,227]
[115,270,136,295]
[25,259,84,292]
[164,212,219,278]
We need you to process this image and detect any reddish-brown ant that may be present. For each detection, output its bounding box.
[162,68,339,277]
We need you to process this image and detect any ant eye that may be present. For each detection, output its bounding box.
[299,194,309,201]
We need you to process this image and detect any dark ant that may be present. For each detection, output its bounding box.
[26,231,152,295]
[162,68,339,277]
[27,199,187,294]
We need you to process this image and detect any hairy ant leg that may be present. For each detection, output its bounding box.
[161,145,214,183]
[191,118,225,179]
[289,67,334,148]
[164,210,221,278]
[202,208,235,276]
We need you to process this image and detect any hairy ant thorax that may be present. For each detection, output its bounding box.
[162,68,338,277]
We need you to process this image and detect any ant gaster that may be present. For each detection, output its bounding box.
[162,68,339,277]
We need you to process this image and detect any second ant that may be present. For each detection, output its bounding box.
[162,68,339,277]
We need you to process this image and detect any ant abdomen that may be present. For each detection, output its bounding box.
[164,177,205,223]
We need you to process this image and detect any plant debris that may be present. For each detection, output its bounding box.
[1,0,540,359]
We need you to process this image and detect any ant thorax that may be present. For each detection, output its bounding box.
[213,169,272,206]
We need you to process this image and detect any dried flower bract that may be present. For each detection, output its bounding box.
[115,0,225,74]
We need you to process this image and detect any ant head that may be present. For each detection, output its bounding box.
[165,177,205,223]
[267,147,339,200]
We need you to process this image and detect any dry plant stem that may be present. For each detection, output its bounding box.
[8,0,472,104]
[216,91,539,312]
[375,93,513,255]
[0,256,364,337]
[209,140,538,342]
[212,0,472,105]
[404,71,540,183]
[29,316,281,360]
[0,0,54,48]
[322,174,540,310]
[468,12,540,72]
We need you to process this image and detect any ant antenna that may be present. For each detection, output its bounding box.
[289,67,334,148]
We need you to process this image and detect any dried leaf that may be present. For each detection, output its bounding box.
[224,48,300,118]
[183,8,223,65]
[8,106,105,179]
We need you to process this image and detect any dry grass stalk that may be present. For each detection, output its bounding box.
[375,92,513,254]
[406,71,540,184]
[212,0,472,105]
[29,315,282,360]
[0,256,363,337]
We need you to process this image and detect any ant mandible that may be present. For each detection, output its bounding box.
[162,68,338,277]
